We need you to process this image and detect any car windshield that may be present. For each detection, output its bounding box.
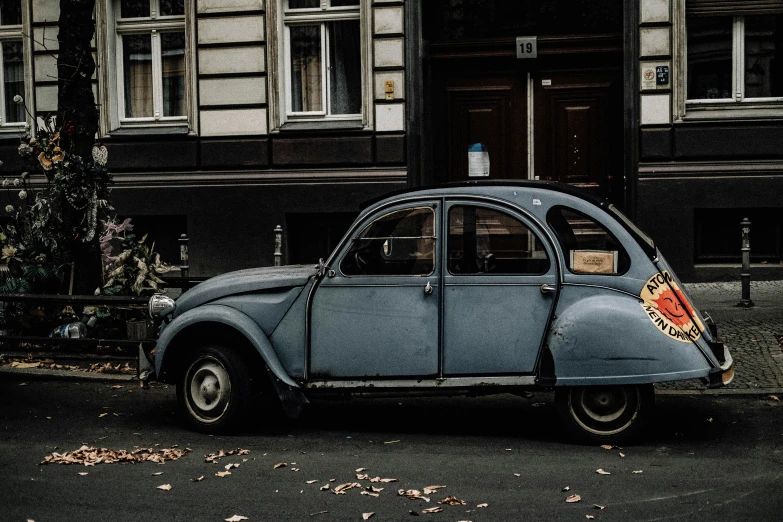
[606,204,656,255]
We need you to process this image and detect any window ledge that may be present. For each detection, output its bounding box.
[681,106,783,122]
[277,120,366,132]
[108,125,192,137]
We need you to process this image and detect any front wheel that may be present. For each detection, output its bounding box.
[555,384,654,443]
[177,345,251,433]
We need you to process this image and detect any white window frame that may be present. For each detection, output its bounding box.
[96,0,197,135]
[268,0,373,131]
[0,0,33,133]
[675,1,783,120]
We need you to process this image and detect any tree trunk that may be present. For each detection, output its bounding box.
[58,0,102,294]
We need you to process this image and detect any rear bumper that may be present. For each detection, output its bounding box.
[708,344,734,388]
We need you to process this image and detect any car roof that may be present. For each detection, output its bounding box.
[359,180,609,211]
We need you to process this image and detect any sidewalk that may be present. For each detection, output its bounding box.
[1,280,781,394]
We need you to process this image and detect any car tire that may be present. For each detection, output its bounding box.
[555,384,654,443]
[177,345,251,433]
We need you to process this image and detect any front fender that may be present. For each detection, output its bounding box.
[547,292,713,386]
[156,304,299,388]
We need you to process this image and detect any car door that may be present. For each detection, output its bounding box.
[309,202,440,379]
[442,201,558,375]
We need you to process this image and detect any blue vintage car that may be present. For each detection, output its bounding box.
[141,182,733,442]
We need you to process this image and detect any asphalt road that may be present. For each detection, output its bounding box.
[2,379,783,522]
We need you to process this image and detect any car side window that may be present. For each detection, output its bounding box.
[547,206,630,275]
[448,206,550,275]
[340,207,435,276]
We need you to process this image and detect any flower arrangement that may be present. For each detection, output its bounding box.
[99,217,172,296]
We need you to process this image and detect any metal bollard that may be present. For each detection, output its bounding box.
[179,233,190,278]
[737,217,754,308]
[274,225,283,267]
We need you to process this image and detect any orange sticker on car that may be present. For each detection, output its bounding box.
[639,271,703,343]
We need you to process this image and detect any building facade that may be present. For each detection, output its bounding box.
[0,0,781,280]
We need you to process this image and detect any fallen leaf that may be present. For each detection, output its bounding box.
[439,495,466,506]
[333,482,361,495]
[586,516,595,520]
[356,467,367,472]
[215,471,232,478]
[769,395,780,401]
[370,476,398,483]
[513,473,521,477]
[384,440,400,444]
[398,489,430,502]
[98,413,108,418]
[192,476,205,482]
[562,486,570,492]
[361,491,380,497]
[151,472,164,476]
[422,507,443,514]
[320,484,330,491]
[225,516,249,522]
[225,463,240,470]
[596,469,611,475]
[157,484,172,491]
[291,468,300,472]
[357,473,370,480]
[477,503,489,508]
[274,462,287,469]
[600,444,613,450]
[594,504,606,510]
[370,486,383,493]
[619,452,626,458]
[565,495,581,503]
[110,385,123,389]
[78,472,88,476]
[362,513,375,520]
[423,485,446,495]
[632,470,643,474]
[306,480,318,484]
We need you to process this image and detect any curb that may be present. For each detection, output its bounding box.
[0,366,135,383]
[2,366,783,396]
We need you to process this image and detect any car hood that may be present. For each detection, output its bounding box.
[174,265,316,316]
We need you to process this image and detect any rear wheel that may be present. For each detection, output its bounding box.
[555,384,654,443]
[177,345,251,433]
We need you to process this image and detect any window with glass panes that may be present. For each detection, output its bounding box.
[115,0,186,122]
[687,0,783,104]
[283,0,362,119]
[0,0,24,127]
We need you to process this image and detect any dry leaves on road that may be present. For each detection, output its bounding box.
[78,472,88,476]
[586,516,595,520]
[562,486,570,491]
[156,484,172,491]
[596,469,611,475]
[192,476,204,482]
[632,470,643,474]
[769,395,780,401]
[274,462,287,470]
[384,440,400,444]
[356,467,367,473]
[41,445,189,466]
[306,480,318,484]
[361,491,379,498]
[356,473,370,480]
[362,513,375,520]
[320,484,330,491]
[476,503,488,508]
[594,504,606,510]
[422,507,443,514]
[225,463,240,471]
[398,489,430,502]
[422,485,446,495]
[215,471,232,478]
[225,516,249,522]
[151,472,164,476]
[333,482,362,495]
[369,477,398,483]
[439,496,466,506]
[565,495,582,503]
[205,448,250,463]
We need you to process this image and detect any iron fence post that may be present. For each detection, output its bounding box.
[274,225,283,267]
[179,233,189,278]
[737,217,754,308]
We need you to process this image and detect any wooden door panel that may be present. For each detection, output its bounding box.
[444,77,526,182]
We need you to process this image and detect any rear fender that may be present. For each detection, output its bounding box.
[547,291,713,386]
[156,304,307,416]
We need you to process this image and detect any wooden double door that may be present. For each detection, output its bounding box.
[439,69,623,203]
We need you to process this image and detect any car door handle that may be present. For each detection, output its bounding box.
[424,281,433,296]
[540,284,557,294]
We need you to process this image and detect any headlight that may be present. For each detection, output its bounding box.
[148,294,176,319]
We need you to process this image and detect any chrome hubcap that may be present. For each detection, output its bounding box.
[186,357,231,423]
